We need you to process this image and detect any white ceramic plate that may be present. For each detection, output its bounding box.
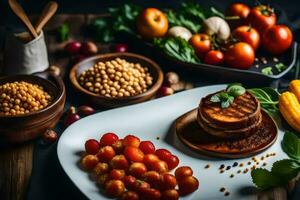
[57,85,288,200]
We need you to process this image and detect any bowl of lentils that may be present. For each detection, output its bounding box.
[0,72,66,143]
[70,52,164,107]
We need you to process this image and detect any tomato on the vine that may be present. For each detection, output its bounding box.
[226,3,250,28]
[232,25,260,51]
[262,25,293,55]
[203,50,224,65]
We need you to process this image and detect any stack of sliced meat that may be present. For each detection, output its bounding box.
[197,91,262,139]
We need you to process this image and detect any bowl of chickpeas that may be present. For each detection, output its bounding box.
[0,72,66,143]
[70,52,164,107]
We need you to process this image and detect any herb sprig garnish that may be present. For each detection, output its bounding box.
[210,83,246,108]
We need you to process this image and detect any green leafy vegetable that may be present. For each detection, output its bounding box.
[282,131,300,160]
[248,88,280,113]
[57,23,69,42]
[251,131,300,190]
[210,83,246,108]
[154,37,199,63]
[275,63,286,72]
[262,67,273,75]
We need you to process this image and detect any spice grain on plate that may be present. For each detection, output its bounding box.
[79,58,153,98]
[0,81,52,115]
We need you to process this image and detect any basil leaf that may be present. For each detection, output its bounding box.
[219,92,229,101]
[210,94,221,102]
[226,83,242,90]
[227,85,246,97]
[275,63,286,72]
[271,159,300,181]
[221,100,230,108]
[228,96,234,104]
[282,131,300,160]
[57,23,69,42]
[251,168,283,190]
[262,67,273,75]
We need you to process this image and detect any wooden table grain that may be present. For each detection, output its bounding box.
[0,13,297,200]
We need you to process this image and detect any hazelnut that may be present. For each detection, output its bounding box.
[42,129,58,143]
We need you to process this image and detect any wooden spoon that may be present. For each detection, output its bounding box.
[35,1,58,34]
[8,0,38,38]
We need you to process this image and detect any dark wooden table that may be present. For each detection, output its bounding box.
[0,14,298,200]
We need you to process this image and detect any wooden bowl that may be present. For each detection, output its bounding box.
[0,72,66,143]
[69,52,164,107]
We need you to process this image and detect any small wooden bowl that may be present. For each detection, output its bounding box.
[69,53,164,107]
[0,72,66,143]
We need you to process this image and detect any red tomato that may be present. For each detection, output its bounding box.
[100,132,119,146]
[129,162,147,178]
[97,146,116,162]
[165,154,179,170]
[93,162,109,176]
[161,189,179,200]
[143,154,160,168]
[143,171,161,188]
[123,135,141,147]
[225,42,255,70]
[120,191,139,200]
[132,180,150,193]
[85,139,100,154]
[96,173,109,186]
[232,26,260,51]
[110,155,129,170]
[109,169,126,180]
[81,154,99,170]
[226,3,250,28]
[178,176,199,196]
[247,5,276,34]
[175,166,193,180]
[149,160,169,173]
[111,139,124,154]
[203,50,224,65]
[124,146,144,162]
[114,43,128,53]
[155,149,171,161]
[189,33,211,57]
[140,188,161,200]
[123,175,137,190]
[105,179,125,197]
[64,41,81,55]
[262,25,293,55]
[160,173,177,190]
[139,141,156,154]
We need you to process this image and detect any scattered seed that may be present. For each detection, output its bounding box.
[247,161,251,165]
[239,163,244,167]
[220,169,225,174]
[252,157,256,161]
[219,164,225,169]
[243,169,249,174]
[220,187,226,192]
[226,166,231,170]
[255,58,259,62]
[205,164,210,169]
[225,191,230,196]
[255,64,259,68]
[272,153,276,156]
[262,60,268,64]
[263,162,267,166]
[232,162,238,167]
[273,57,279,62]
[266,154,270,157]
[230,174,234,178]
[261,156,264,160]
[251,165,256,170]
[237,170,241,174]
[256,162,260,165]
[156,136,160,140]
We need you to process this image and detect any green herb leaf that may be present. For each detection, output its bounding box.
[210,7,225,18]
[282,131,300,160]
[227,85,246,97]
[248,88,279,113]
[262,67,273,75]
[275,63,286,72]
[221,100,230,108]
[57,23,69,42]
[251,168,283,190]
[210,94,221,102]
[271,159,300,181]
[226,83,242,90]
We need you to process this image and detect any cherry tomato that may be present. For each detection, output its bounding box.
[93,162,109,176]
[64,41,81,55]
[175,166,193,180]
[189,33,211,57]
[161,189,179,200]
[226,3,250,28]
[114,43,128,53]
[232,26,260,51]
[64,113,80,127]
[120,191,139,200]
[139,188,161,200]
[111,139,124,154]
[143,154,160,168]
[81,154,99,170]
[123,175,137,190]
[105,179,125,197]
[109,169,126,180]
[139,141,156,154]
[96,173,109,186]
[85,139,100,154]
[97,146,116,162]
[160,173,177,190]
[225,42,255,70]
[178,176,199,196]
[143,171,161,188]
[165,155,180,170]
[129,162,147,178]
[124,146,144,162]
[132,180,150,193]
[203,50,224,65]
[149,160,169,173]
[123,135,141,147]
[155,149,171,161]
[247,5,276,34]
[262,25,293,55]
[110,155,129,170]
[100,132,119,146]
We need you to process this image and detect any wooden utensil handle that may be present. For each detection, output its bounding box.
[35,1,58,34]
